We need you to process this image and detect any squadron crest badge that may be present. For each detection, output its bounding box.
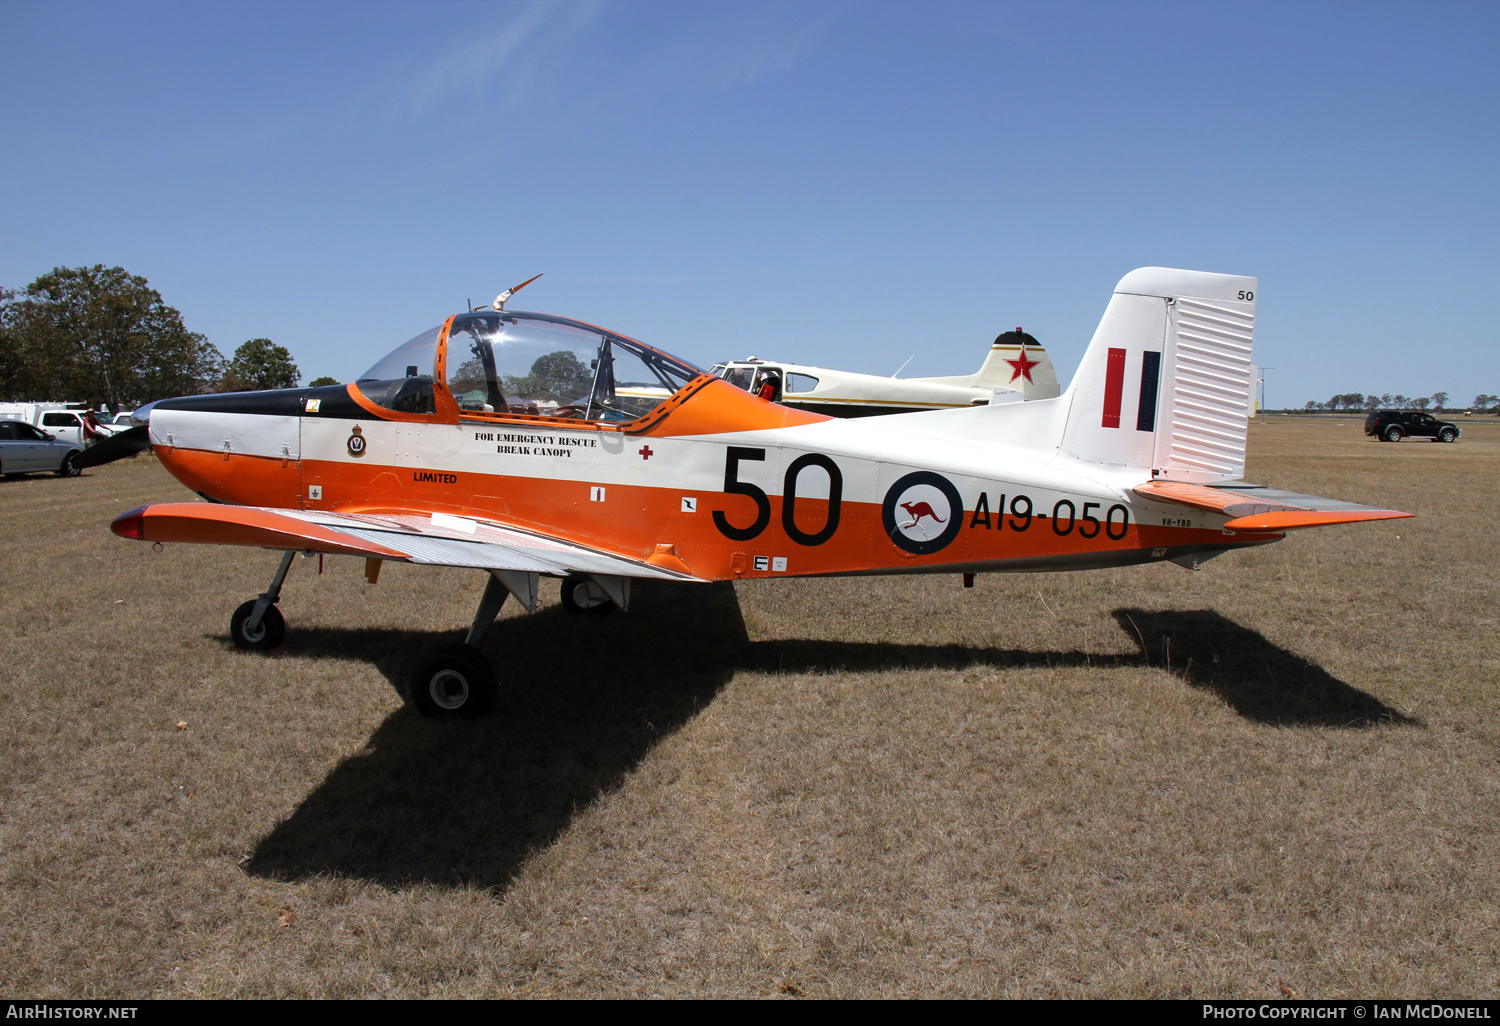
[346,425,367,459]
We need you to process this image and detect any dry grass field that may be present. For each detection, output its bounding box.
[1,417,1497,998]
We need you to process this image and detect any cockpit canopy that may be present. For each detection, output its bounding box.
[356,312,703,422]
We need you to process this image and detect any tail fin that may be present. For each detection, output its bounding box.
[913,329,1060,400]
[1061,268,1256,483]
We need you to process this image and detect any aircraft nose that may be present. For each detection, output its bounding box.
[129,402,156,426]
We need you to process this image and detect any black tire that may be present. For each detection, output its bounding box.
[1384,426,1403,443]
[558,575,614,616]
[409,642,498,719]
[230,600,286,651]
[1439,427,1457,443]
[56,451,82,477]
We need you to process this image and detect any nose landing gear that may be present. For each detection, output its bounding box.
[230,550,296,651]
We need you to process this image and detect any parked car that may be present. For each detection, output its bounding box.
[0,404,121,446]
[1364,409,1461,442]
[0,420,83,476]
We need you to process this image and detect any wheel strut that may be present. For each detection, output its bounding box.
[466,573,510,648]
[244,550,296,634]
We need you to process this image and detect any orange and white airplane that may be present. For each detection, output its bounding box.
[98,267,1409,718]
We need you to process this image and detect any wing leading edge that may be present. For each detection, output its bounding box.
[110,503,704,581]
[1134,480,1412,530]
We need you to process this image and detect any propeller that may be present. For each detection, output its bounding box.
[77,425,151,469]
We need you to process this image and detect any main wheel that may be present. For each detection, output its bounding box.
[230,600,286,651]
[1385,426,1403,442]
[1439,427,1457,442]
[56,451,82,477]
[409,642,498,719]
[559,575,614,616]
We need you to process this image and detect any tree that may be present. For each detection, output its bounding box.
[221,338,300,392]
[1475,394,1498,411]
[308,376,339,387]
[1364,394,1381,410]
[1431,391,1448,410]
[2,265,224,410]
[504,350,593,403]
[0,287,47,402]
[1414,396,1430,411]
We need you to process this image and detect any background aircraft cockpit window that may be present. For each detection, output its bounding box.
[785,373,819,394]
[444,312,701,422]
[356,326,442,414]
[716,366,752,391]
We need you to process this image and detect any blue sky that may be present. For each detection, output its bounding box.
[2,0,1496,406]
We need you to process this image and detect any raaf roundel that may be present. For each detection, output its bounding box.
[95,268,1409,718]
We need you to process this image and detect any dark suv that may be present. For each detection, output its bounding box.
[1364,410,1460,443]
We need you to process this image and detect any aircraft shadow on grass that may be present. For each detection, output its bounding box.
[245,582,1412,891]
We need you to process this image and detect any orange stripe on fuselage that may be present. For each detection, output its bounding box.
[292,457,1266,579]
[154,445,303,509]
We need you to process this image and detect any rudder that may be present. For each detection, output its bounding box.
[1061,268,1256,483]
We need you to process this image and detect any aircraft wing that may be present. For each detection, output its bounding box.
[1133,480,1412,530]
[110,502,704,581]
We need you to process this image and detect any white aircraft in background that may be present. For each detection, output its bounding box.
[710,328,1061,418]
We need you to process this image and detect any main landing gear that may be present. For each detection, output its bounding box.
[228,558,627,720]
[558,574,626,616]
[409,571,626,718]
[408,572,508,719]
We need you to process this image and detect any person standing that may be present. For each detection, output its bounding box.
[83,409,105,447]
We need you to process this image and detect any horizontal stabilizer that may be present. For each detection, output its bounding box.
[111,502,706,580]
[1134,480,1411,530]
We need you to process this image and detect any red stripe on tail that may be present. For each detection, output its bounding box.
[1102,347,1126,428]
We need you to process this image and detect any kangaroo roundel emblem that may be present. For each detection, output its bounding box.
[882,471,963,555]
[346,425,367,458]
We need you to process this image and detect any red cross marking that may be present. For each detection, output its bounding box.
[639,445,654,460]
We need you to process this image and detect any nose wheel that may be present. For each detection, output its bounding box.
[230,550,296,652]
[231,600,286,651]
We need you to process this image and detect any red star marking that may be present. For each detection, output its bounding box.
[1005,345,1039,384]
[639,445,654,460]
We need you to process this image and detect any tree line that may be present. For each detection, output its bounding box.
[0,265,331,413]
[1305,391,1500,412]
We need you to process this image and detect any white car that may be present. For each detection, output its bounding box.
[35,409,125,444]
[0,420,83,476]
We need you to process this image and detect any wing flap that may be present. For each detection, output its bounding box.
[1133,480,1411,530]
